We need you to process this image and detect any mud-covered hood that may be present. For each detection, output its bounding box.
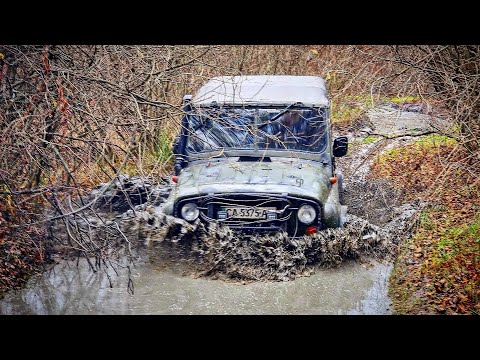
[173,158,332,202]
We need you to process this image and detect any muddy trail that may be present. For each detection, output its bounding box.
[47,166,412,284]
[0,105,429,314]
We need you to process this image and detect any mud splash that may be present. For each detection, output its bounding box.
[115,206,397,282]
[47,169,416,284]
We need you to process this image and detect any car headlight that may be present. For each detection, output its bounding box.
[297,204,316,225]
[181,202,199,221]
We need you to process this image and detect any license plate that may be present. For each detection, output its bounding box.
[222,207,276,219]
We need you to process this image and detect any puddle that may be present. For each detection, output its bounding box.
[0,257,391,315]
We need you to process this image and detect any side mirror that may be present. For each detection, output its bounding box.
[333,136,348,157]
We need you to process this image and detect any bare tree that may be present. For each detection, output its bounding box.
[1,45,477,291]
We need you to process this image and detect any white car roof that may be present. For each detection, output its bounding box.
[192,75,329,107]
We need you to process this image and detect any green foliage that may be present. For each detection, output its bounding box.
[362,135,378,144]
[377,134,457,164]
[351,94,375,105]
[382,95,420,103]
[420,210,435,230]
[434,236,457,262]
[378,146,403,161]
[431,219,479,265]
[414,134,457,148]
[152,131,174,165]
[330,101,364,124]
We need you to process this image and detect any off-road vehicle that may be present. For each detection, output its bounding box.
[162,75,348,237]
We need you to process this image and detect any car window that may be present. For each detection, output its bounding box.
[186,107,327,154]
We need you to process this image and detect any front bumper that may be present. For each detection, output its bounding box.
[174,193,322,237]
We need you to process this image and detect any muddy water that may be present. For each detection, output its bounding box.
[0,258,391,315]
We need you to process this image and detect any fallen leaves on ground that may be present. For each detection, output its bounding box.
[371,136,480,314]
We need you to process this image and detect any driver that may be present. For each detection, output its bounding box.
[259,110,305,149]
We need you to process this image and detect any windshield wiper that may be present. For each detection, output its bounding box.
[258,102,304,128]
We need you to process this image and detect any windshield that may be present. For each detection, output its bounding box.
[186,106,328,154]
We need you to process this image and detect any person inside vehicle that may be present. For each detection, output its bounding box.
[258,110,307,150]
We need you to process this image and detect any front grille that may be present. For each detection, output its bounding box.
[175,193,321,236]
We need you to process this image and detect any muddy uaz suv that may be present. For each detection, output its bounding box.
[163,76,348,237]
